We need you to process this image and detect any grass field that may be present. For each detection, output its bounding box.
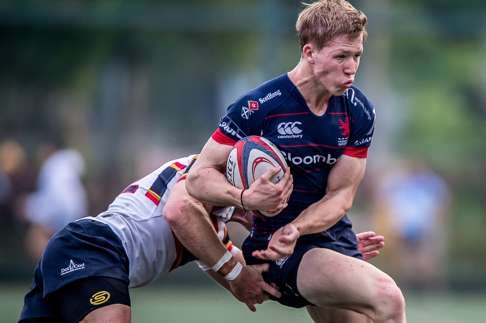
[5,283,486,322]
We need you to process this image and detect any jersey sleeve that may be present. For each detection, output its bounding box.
[343,87,376,158]
[211,94,266,145]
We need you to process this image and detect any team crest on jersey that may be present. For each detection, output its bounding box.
[241,100,259,120]
[337,117,350,146]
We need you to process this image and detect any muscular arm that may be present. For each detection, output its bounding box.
[186,138,292,214]
[164,180,229,268]
[164,180,280,309]
[252,155,367,260]
[186,138,242,207]
[292,155,366,235]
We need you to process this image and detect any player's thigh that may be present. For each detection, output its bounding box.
[51,276,131,323]
[81,304,131,323]
[297,248,396,314]
[306,305,373,323]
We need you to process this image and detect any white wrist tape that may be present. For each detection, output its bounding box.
[196,261,210,272]
[224,262,243,281]
[211,250,232,272]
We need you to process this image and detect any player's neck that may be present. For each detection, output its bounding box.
[288,65,331,116]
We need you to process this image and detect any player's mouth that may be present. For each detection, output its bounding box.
[342,80,354,87]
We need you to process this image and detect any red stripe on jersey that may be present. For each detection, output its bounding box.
[172,161,186,171]
[211,129,237,146]
[279,143,341,149]
[264,112,310,120]
[343,146,368,158]
[145,190,161,205]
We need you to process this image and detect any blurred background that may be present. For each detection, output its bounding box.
[1,0,485,322]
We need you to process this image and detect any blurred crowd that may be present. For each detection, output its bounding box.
[0,137,87,264]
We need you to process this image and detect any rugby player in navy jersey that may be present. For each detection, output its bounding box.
[186,1,406,322]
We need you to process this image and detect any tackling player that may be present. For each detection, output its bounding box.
[186,1,406,322]
[18,155,279,323]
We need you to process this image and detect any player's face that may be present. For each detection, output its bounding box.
[311,33,364,96]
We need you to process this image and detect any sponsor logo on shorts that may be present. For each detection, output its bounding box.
[60,259,85,276]
[90,290,111,305]
[277,121,303,139]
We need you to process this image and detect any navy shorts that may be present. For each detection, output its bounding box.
[242,226,362,308]
[19,219,130,322]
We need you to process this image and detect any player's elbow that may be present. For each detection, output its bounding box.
[164,194,199,229]
[185,170,202,199]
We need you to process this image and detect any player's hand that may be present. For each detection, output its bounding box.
[243,167,293,215]
[252,223,300,260]
[228,263,281,312]
[357,231,385,261]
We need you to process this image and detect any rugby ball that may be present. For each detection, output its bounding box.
[225,135,287,190]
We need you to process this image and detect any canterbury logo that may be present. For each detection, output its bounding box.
[90,290,111,305]
[277,122,302,136]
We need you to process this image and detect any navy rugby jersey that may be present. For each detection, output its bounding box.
[212,74,375,234]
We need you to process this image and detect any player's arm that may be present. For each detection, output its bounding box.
[185,138,241,207]
[292,154,366,234]
[253,155,366,260]
[186,138,292,214]
[164,180,280,310]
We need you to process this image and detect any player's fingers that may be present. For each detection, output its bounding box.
[356,231,375,240]
[362,250,380,261]
[261,282,281,299]
[360,244,380,253]
[251,263,270,273]
[252,249,279,260]
[261,167,281,181]
[246,303,256,312]
[369,235,385,243]
[269,245,291,258]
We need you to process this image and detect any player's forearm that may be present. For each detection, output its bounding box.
[291,191,353,235]
[186,167,242,208]
[166,200,228,267]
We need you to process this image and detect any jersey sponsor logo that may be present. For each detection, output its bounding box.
[277,121,303,139]
[354,136,372,146]
[241,100,259,119]
[89,290,111,305]
[258,89,282,104]
[219,119,245,140]
[281,151,337,166]
[60,259,85,276]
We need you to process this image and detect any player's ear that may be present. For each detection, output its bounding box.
[302,43,315,64]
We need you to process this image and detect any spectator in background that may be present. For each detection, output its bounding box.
[0,140,35,224]
[373,159,450,290]
[18,136,88,262]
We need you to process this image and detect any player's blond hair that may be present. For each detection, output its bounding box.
[296,0,368,49]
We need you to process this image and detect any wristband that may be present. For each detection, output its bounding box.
[240,189,247,211]
[211,250,232,272]
[224,262,243,281]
